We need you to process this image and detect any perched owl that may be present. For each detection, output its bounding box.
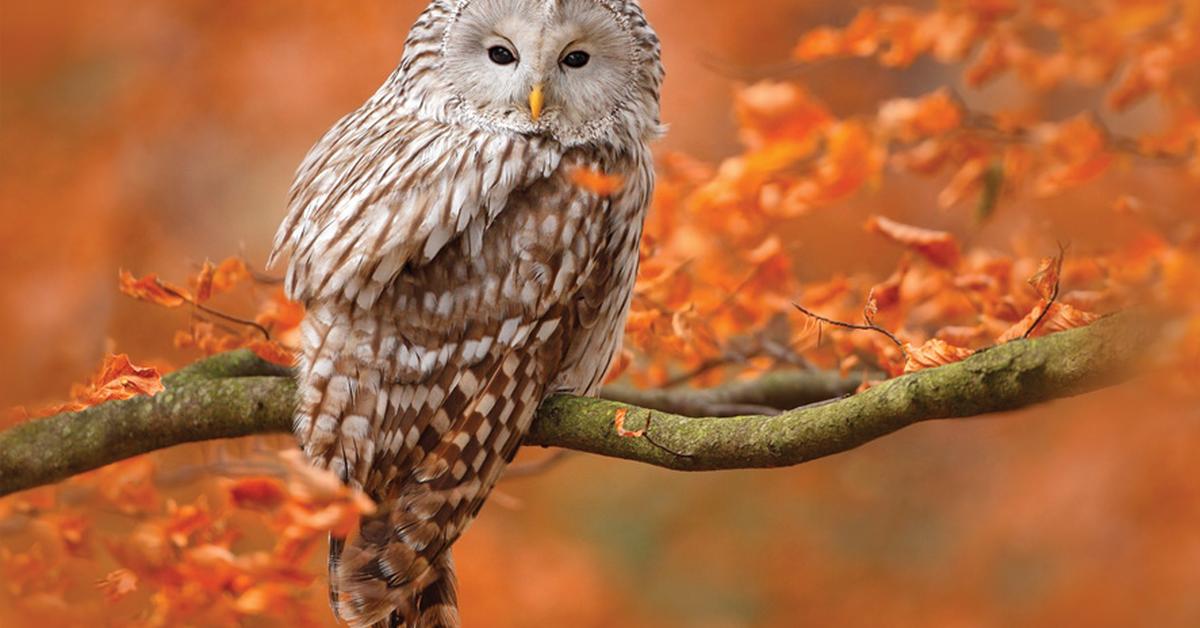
[269,1,663,626]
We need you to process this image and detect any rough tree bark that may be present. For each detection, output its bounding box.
[0,313,1149,496]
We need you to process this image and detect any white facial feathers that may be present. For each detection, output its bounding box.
[434,0,662,146]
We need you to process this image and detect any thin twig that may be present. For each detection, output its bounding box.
[792,302,905,349]
[156,280,272,340]
[1024,243,1068,339]
[640,412,695,459]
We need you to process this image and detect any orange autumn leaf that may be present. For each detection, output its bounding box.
[118,269,190,307]
[892,138,952,175]
[234,583,294,616]
[863,289,881,322]
[255,288,306,335]
[227,477,288,511]
[1038,302,1103,335]
[1033,115,1114,196]
[856,379,885,394]
[277,449,375,514]
[953,272,1000,293]
[841,8,887,57]
[78,354,165,406]
[283,496,373,542]
[1108,45,1173,111]
[53,513,91,557]
[793,26,843,61]
[875,9,925,67]
[839,354,862,377]
[174,322,244,356]
[163,498,214,547]
[734,81,833,148]
[671,303,717,352]
[800,276,851,308]
[793,6,970,68]
[613,408,644,438]
[996,300,1102,343]
[1060,289,1115,312]
[569,166,625,196]
[87,456,160,515]
[1028,254,1063,301]
[877,88,963,141]
[996,303,1046,344]
[868,257,911,310]
[194,260,215,303]
[936,324,992,348]
[865,215,962,268]
[786,120,883,210]
[964,33,1015,87]
[1036,152,1115,196]
[793,8,885,62]
[96,568,138,603]
[623,309,662,335]
[210,256,250,292]
[246,340,296,367]
[903,338,976,373]
[192,257,249,304]
[938,158,987,209]
[913,90,965,135]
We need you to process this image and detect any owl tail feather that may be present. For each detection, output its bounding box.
[328,534,457,627]
[395,555,459,628]
[331,494,461,628]
[329,534,345,621]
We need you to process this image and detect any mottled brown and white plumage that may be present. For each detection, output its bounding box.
[269,1,662,626]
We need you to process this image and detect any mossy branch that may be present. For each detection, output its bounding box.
[0,314,1148,496]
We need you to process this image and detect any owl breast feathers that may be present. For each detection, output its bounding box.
[269,2,662,626]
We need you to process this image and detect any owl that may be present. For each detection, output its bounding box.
[268,1,663,626]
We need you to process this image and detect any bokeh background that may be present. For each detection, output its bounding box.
[2,1,1198,627]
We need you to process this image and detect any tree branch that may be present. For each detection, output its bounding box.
[600,368,867,417]
[0,313,1149,496]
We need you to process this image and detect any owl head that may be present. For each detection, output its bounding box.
[389,0,664,149]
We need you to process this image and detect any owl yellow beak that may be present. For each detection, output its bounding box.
[529,84,544,122]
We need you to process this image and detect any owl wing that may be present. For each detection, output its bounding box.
[270,112,562,309]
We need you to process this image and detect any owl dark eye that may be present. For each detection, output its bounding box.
[488,45,516,65]
[561,50,590,69]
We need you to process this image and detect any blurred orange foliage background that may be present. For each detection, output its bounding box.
[2,1,1198,626]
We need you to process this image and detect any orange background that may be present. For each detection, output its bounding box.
[2,2,1197,627]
